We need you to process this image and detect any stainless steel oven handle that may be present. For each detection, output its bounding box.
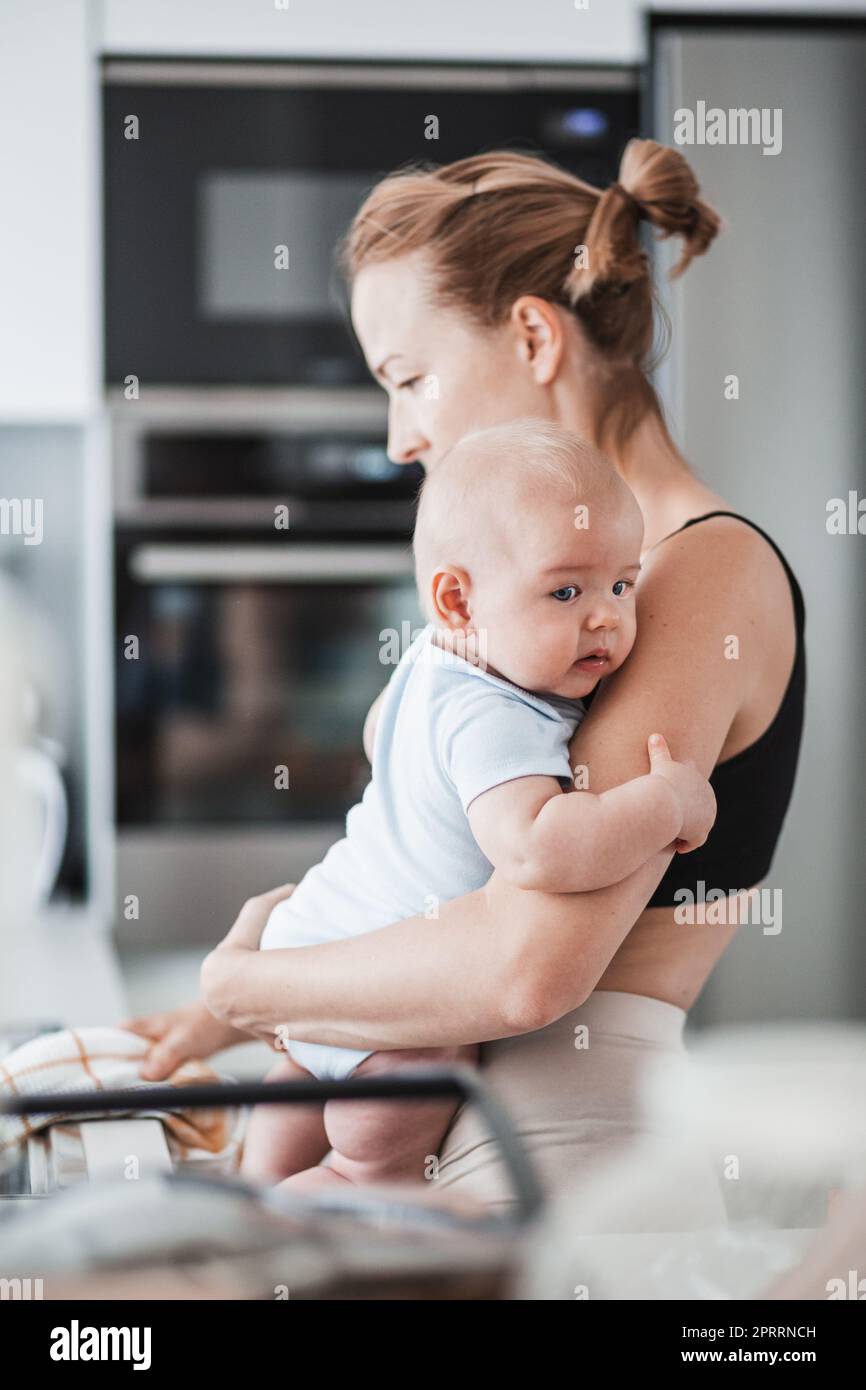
[128,543,414,584]
[104,60,635,92]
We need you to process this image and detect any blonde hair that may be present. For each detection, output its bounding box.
[340,139,721,457]
[412,418,625,621]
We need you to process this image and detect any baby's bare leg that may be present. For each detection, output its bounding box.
[240,1052,330,1184]
[323,1044,478,1188]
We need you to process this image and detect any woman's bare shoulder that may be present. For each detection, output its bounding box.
[639,510,795,673]
[570,513,783,787]
[641,509,788,605]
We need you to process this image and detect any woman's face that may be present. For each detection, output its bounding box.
[350,251,555,471]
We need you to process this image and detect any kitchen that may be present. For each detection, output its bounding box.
[1,0,866,1321]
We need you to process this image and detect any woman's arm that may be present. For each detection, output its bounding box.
[202,521,764,1051]
[202,854,676,1050]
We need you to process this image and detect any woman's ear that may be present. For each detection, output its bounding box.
[430,568,472,627]
[509,295,566,386]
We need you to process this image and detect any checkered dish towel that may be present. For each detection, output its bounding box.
[0,1026,244,1171]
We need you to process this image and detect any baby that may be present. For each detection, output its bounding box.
[240,418,716,1192]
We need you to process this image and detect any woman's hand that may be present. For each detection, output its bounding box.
[124,887,297,1078]
[201,884,297,1042]
[213,883,297,951]
[122,1000,252,1082]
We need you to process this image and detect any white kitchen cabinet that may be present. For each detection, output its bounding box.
[0,1,101,423]
[96,0,866,66]
[99,0,641,64]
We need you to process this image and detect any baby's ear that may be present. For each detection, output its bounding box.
[431,567,472,625]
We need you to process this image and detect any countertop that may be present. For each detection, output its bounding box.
[0,904,272,1079]
[0,904,128,1034]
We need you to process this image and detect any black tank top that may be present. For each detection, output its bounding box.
[618,510,806,908]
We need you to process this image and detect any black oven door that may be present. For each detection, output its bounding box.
[103,60,638,386]
[114,535,422,828]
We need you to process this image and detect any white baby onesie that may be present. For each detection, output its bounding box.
[260,623,585,1080]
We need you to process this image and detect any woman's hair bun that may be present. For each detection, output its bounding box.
[566,137,722,306]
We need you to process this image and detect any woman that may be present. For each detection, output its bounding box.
[128,139,806,1228]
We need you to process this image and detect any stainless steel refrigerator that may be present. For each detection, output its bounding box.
[649,13,866,1025]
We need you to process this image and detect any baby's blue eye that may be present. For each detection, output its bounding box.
[551,586,578,602]
[612,580,634,597]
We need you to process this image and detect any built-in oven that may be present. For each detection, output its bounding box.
[102,59,640,387]
[111,392,423,946]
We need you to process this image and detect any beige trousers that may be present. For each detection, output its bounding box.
[435,988,728,1232]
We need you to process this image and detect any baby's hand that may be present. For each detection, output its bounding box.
[647,734,716,853]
